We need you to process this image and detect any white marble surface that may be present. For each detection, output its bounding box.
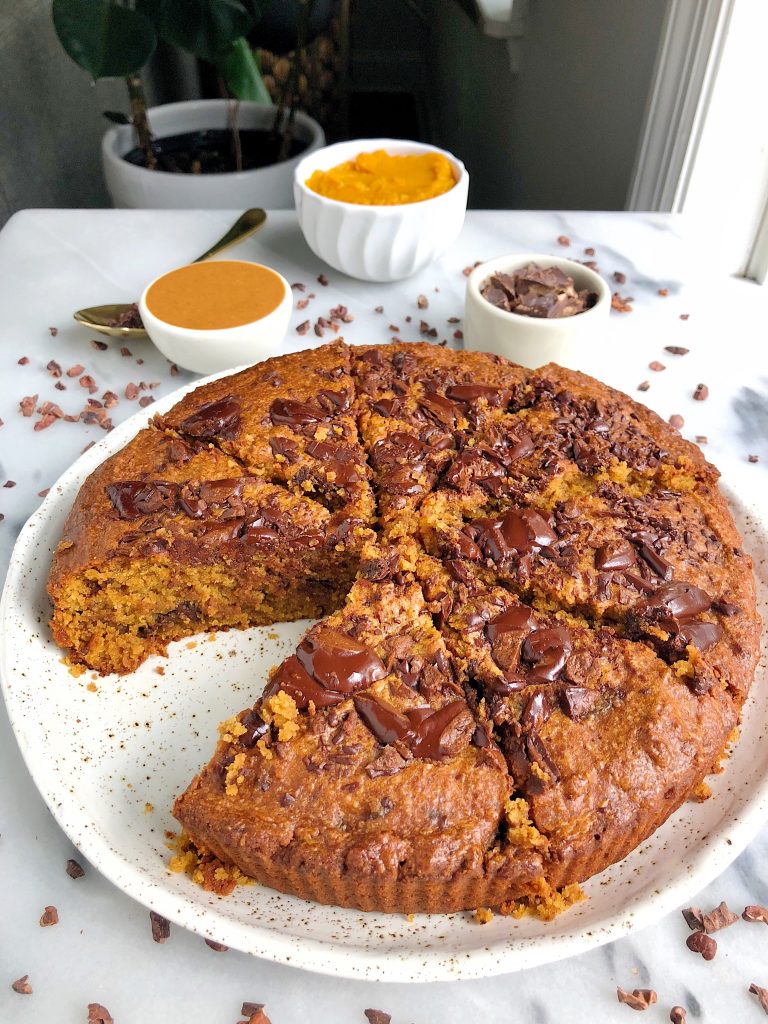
[0,209,766,1023]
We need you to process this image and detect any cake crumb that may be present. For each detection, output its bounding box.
[474,907,494,924]
[262,691,300,742]
[500,877,585,920]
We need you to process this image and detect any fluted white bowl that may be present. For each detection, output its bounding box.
[293,138,469,282]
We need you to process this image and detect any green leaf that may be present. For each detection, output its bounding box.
[137,0,255,63]
[52,0,157,79]
[216,37,272,103]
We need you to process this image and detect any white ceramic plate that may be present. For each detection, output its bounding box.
[1,372,767,983]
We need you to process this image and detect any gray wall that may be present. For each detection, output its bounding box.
[0,0,198,224]
[426,0,668,209]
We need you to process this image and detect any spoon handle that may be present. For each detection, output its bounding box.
[192,208,268,263]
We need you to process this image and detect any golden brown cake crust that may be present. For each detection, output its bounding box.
[47,342,761,914]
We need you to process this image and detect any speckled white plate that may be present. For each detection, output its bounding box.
[1,374,767,983]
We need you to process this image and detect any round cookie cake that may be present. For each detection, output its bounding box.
[47,341,760,915]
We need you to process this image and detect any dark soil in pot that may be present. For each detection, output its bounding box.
[123,128,309,174]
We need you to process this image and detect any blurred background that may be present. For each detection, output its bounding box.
[1,0,765,278]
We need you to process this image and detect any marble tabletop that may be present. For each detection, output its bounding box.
[0,209,766,1024]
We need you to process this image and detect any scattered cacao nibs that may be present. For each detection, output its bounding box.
[584,246,595,256]
[138,395,155,408]
[453,329,464,340]
[611,292,634,313]
[90,339,108,351]
[447,315,461,323]
[54,381,66,391]
[405,315,412,323]
[317,273,329,286]
[125,383,139,400]
[314,322,324,337]
[241,1003,266,1017]
[695,435,708,444]
[120,346,131,357]
[49,326,58,336]
[19,394,38,416]
[613,270,627,284]
[17,356,29,365]
[686,931,716,959]
[744,904,768,924]
[204,938,228,952]
[102,391,119,408]
[664,345,689,355]
[34,414,56,432]
[701,900,739,932]
[81,441,95,454]
[748,454,759,463]
[79,375,98,394]
[295,320,310,335]
[0,514,4,522]
[417,294,428,309]
[3,480,15,488]
[38,487,50,498]
[669,414,684,429]
[617,987,657,1011]
[364,1010,392,1024]
[170,363,179,375]
[682,906,704,930]
[750,984,768,1014]
[329,304,354,323]
[670,1008,687,1023]
[679,313,690,320]
[462,261,481,276]
[291,281,306,291]
[87,1003,114,1024]
[150,910,170,943]
[136,357,144,365]
[638,381,650,392]
[649,361,665,372]
[557,235,571,246]
[658,287,669,297]
[296,298,309,310]
[66,858,85,878]
[12,974,33,994]
[388,324,400,332]
[374,305,383,313]
[66,364,85,377]
[693,383,709,401]
[39,905,59,927]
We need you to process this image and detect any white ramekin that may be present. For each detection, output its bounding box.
[463,253,611,368]
[138,260,292,375]
[293,137,469,282]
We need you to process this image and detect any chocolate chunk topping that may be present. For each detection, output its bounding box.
[239,707,270,748]
[296,629,387,694]
[269,397,328,427]
[521,626,573,683]
[265,654,338,709]
[486,604,537,643]
[178,395,241,440]
[353,694,472,761]
[466,508,558,562]
[269,436,299,462]
[643,581,713,623]
[445,383,510,407]
[353,693,412,745]
[559,684,600,720]
[107,480,178,520]
[595,540,636,571]
[679,620,723,651]
[637,542,674,581]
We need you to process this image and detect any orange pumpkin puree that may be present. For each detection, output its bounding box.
[146,260,285,330]
[306,150,457,205]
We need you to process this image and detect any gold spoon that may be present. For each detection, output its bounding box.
[73,208,269,340]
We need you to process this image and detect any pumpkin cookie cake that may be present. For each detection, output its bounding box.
[47,341,760,915]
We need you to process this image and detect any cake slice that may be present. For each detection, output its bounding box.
[173,541,553,913]
[48,427,373,674]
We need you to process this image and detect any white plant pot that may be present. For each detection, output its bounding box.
[102,100,325,210]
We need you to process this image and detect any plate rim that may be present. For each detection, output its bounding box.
[1,365,767,983]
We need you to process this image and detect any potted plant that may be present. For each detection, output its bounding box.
[52,0,326,209]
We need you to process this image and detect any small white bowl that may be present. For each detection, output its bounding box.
[138,260,292,375]
[464,253,611,368]
[293,137,469,282]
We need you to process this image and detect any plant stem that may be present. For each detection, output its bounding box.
[228,99,243,172]
[277,0,313,162]
[126,74,156,170]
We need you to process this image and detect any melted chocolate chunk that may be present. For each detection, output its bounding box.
[265,654,339,709]
[269,436,299,462]
[637,542,674,581]
[595,540,636,571]
[642,581,713,624]
[559,684,600,720]
[445,383,510,407]
[485,605,537,643]
[107,481,179,520]
[466,508,558,562]
[679,620,723,651]
[177,395,241,440]
[295,630,387,695]
[239,708,270,748]
[353,693,411,745]
[521,626,573,683]
[406,701,471,759]
[269,397,328,427]
[418,394,458,429]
